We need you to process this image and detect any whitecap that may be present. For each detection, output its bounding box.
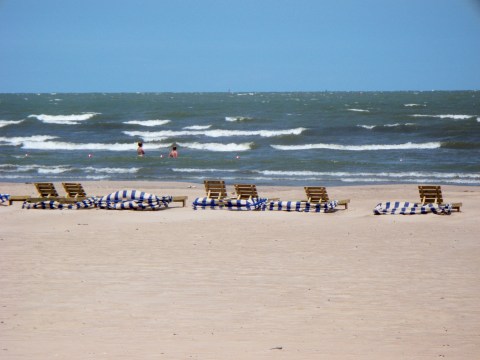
[404,103,425,107]
[123,119,171,127]
[84,166,139,174]
[124,127,306,139]
[348,108,370,112]
[0,120,23,128]
[172,168,236,173]
[358,123,415,130]
[183,125,212,130]
[270,142,441,151]
[177,142,253,152]
[28,112,100,124]
[38,166,70,174]
[20,140,166,151]
[410,114,475,120]
[0,135,58,146]
[225,116,252,122]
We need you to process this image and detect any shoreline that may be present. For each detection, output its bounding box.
[1,181,479,358]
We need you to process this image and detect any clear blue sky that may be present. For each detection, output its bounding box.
[1,0,479,92]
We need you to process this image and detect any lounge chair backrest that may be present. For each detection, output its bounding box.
[304,186,329,203]
[34,182,59,197]
[204,180,228,199]
[418,185,443,204]
[63,182,87,198]
[234,184,259,200]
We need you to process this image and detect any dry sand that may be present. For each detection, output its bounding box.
[1,181,479,359]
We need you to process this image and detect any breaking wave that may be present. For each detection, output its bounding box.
[177,142,253,152]
[0,120,23,128]
[411,114,476,120]
[271,142,441,151]
[123,119,171,127]
[28,113,100,125]
[225,116,253,122]
[124,127,306,140]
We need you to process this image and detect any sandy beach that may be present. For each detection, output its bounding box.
[1,181,479,359]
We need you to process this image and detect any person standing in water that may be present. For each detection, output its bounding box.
[137,142,145,156]
[169,145,178,158]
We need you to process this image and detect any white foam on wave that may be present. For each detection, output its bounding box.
[38,167,70,174]
[404,103,425,107]
[124,119,171,127]
[183,125,212,130]
[341,177,480,185]
[225,116,252,122]
[411,114,475,120]
[124,127,306,139]
[28,112,100,125]
[0,120,23,128]
[178,142,253,152]
[19,140,165,151]
[256,169,480,180]
[172,168,236,173]
[0,135,57,146]
[348,108,370,112]
[84,166,139,174]
[271,142,441,151]
[357,123,415,130]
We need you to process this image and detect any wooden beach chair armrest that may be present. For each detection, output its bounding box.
[448,202,462,212]
[8,195,31,205]
[26,197,77,203]
[172,196,188,207]
[338,199,350,209]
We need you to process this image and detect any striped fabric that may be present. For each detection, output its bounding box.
[192,197,225,210]
[192,197,268,210]
[22,197,98,210]
[0,194,10,204]
[267,200,338,212]
[225,198,268,211]
[96,190,172,210]
[373,201,452,215]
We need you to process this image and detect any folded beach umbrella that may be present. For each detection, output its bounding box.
[373,201,452,215]
[96,190,172,210]
[22,197,98,210]
[267,200,338,212]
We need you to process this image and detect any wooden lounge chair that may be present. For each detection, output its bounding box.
[304,186,350,209]
[62,182,87,199]
[418,185,462,212]
[35,182,59,197]
[204,180,230,200]
[29,182,77,203]
[234,184,279,201]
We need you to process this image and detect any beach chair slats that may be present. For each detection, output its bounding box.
[418,185,462,212]
[204,180,228,199]
[418,185,443,204]
[34,182,59,198]
[304,186,329,203]
[304,186,350,209]
[234,184,259,200]
[62,182,87,198]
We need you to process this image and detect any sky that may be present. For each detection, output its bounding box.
[1,0,480,93]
